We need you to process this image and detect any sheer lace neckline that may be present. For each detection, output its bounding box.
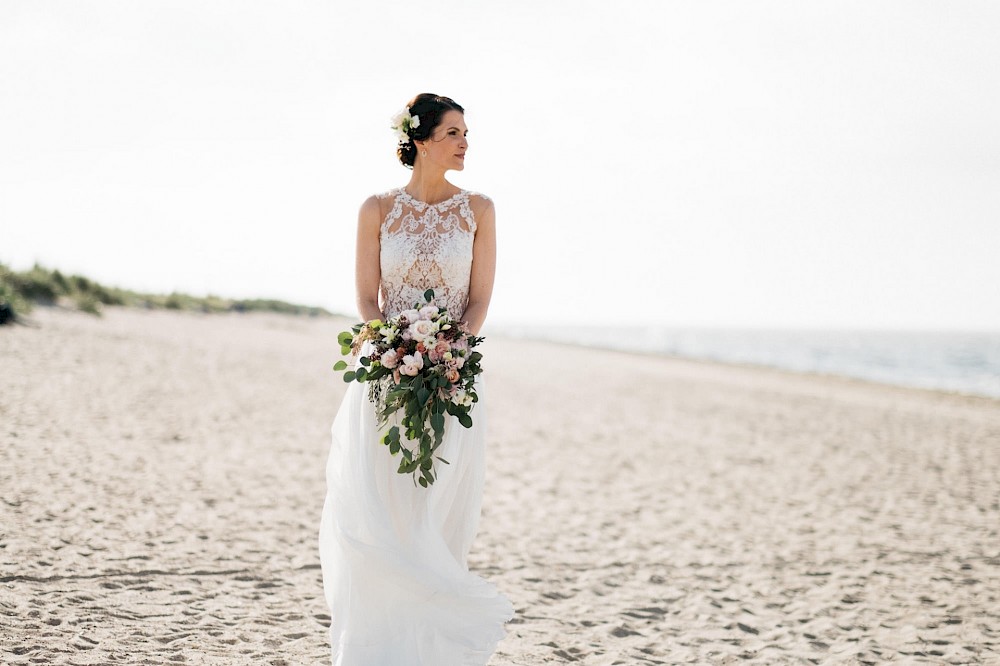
[396,187,467,210]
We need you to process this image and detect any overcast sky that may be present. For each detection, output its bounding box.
[2,1,998,329]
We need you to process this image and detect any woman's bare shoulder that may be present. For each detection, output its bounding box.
[465,190,495,218]
[373,187,403,201]
[360,188,401,220]
[465,189,493,203]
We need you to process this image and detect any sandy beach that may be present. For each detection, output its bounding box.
[2,307,998,665]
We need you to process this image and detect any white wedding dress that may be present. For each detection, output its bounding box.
[319,188,513,665]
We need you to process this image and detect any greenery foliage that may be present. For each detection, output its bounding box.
[332,290,484,488]
[0,262,331,321]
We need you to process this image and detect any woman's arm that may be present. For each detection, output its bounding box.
[461,197,497,335]
[355,196,385,322]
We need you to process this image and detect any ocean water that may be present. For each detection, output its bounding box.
[497,325,1000,399]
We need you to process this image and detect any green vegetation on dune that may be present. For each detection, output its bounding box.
[0,262,332,322]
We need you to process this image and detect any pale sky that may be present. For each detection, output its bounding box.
[2,1,999,329]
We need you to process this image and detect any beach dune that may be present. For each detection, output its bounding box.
[2,307,998,664]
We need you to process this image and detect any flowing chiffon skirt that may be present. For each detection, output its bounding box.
[319,376,513,665]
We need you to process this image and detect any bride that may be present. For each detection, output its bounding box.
[318,93,513,665]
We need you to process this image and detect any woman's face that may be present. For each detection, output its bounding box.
[418,110,468,171]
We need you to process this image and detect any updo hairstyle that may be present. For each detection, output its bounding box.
[396,93,465,168]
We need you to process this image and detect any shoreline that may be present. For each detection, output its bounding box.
[495,326,1000,403]
[19,303,1000,405]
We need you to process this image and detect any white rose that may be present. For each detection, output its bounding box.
[399,309,420,322]
[418,305,439,320]
[453,390,474,407]
[410,319,436,342]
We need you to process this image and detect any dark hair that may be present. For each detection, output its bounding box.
[396,93,465,168]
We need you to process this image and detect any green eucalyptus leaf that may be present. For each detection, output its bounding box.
[430,412,445,435]
[343,370,356,382]
[424,288,434,302]
[333,360,347,371]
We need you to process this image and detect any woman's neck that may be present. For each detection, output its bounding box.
[405,165,459,205]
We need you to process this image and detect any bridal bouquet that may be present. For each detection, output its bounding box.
[333,290,484,487]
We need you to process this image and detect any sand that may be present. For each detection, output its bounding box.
[2,306,998,665]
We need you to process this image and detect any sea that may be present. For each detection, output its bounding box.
[496,325,1000,399]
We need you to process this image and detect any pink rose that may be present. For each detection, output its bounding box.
[445,368,460,383]
[428,345,446,363]
[418,305,439,320]
[399,351,423,377]
[380,349,399,368]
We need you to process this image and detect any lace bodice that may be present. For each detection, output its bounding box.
[377,187,483,320]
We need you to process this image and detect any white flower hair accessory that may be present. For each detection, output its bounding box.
[390,107,420,144]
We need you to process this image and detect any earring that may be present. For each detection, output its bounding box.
[421,150,427,157]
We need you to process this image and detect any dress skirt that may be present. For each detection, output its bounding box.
[319,375,513,666]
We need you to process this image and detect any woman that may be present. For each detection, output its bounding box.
[318,93,513,665]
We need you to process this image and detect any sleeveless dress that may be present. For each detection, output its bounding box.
[318,188,513,665]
